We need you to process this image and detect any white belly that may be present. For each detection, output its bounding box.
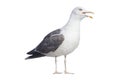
[46,30,80,57]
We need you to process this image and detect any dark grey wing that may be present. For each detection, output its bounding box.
[35,29,64,54]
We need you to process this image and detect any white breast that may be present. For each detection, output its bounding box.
[59,28,80,55]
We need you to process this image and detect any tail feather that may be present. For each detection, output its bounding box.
[25,50,45,60]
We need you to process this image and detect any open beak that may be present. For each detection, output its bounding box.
[82,11,94,19]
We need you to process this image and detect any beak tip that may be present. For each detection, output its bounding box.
[89,16,93,19]
[88,16,93,19]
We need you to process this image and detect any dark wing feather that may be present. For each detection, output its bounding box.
[35,29,64,54]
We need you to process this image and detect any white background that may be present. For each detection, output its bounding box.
[0,0,120,80]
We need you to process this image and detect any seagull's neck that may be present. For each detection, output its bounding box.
[62,14,81,31]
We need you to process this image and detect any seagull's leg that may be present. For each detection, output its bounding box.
[64,55,74,74]
[64,55,67,73]
[53,56,62,74]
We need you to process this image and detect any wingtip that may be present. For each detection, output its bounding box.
[25,58,28,60]
[25,57,30,60]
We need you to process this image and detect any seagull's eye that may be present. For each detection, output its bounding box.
[79,8,83,11]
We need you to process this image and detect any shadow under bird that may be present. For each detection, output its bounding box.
[25,7,94,74]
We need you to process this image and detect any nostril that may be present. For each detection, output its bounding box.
[82,12,86,14]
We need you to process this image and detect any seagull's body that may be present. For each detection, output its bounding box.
[26,7,93,74]
[45,19,80,57]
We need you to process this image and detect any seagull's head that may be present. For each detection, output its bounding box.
[72,7,94,20]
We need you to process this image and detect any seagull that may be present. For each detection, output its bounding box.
[25,7,93,74]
